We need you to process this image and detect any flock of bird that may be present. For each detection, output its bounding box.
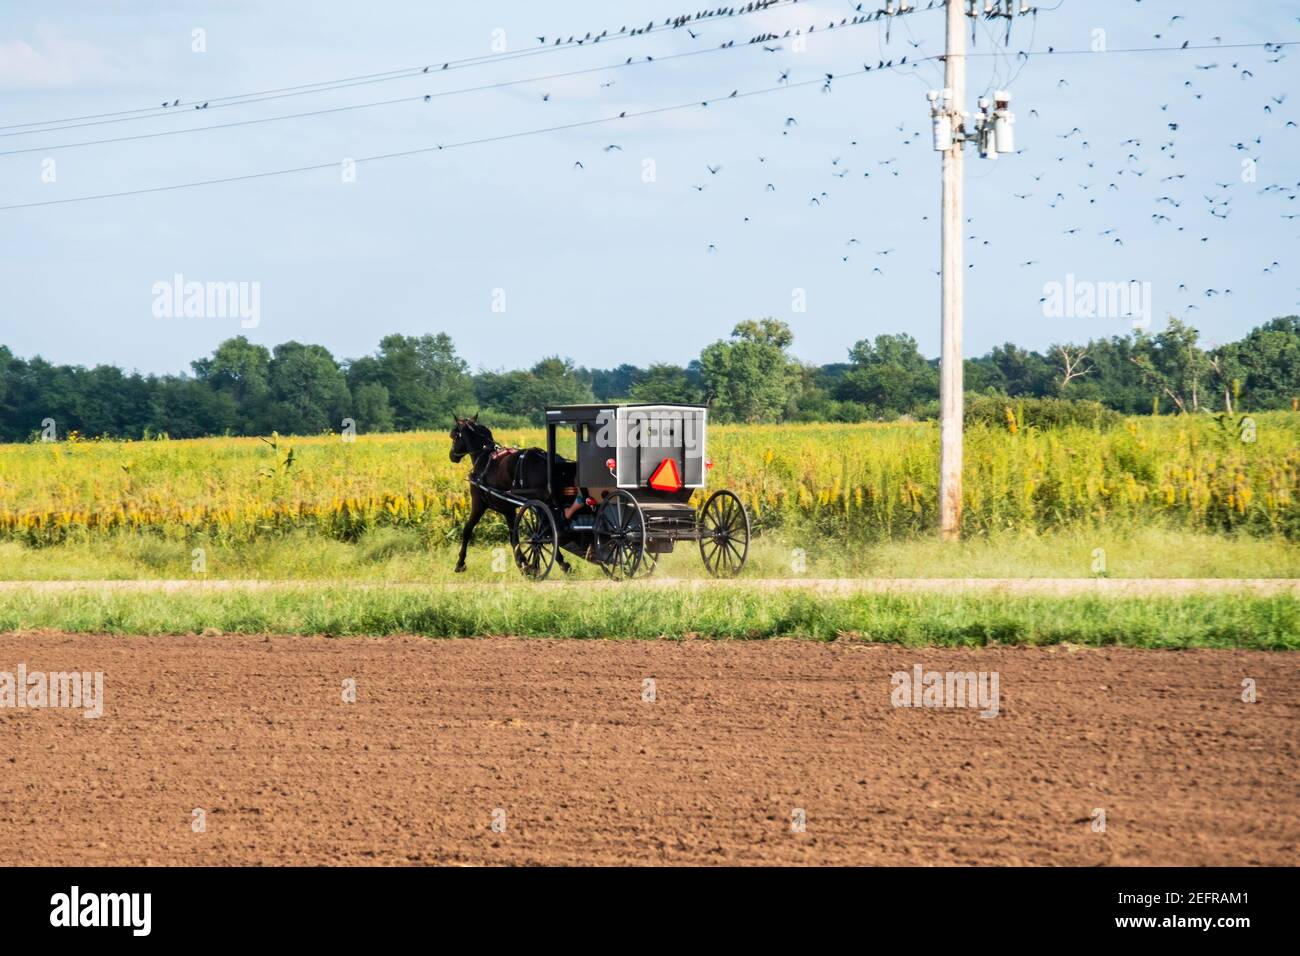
[546,3,1298,318]
[39,2,1300,319]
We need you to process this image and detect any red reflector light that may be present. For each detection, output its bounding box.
[585,497,596,507]
[705,458,714,470]
[649,458,683,492]
[605,458,616,471]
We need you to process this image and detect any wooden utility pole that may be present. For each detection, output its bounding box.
[938,0,966,541]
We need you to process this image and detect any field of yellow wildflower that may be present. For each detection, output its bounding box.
[1,413,1296,547]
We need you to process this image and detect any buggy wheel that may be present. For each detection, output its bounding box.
[593,490,647,580]
[698,490,750,578]
[511,500,558,580]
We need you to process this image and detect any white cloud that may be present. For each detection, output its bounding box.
[0,27,122,90]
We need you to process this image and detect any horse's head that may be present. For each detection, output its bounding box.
[449,414,492,464]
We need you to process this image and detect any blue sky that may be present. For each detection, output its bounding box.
[1,0,1297,375]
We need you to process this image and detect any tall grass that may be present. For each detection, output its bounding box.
[2,414,1296,546]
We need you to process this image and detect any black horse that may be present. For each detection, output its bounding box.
[448,414,574,573]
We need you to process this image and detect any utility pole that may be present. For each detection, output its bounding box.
[925,1,1021,540]
[938,0,965,541]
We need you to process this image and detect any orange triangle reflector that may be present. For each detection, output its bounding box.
[648,457,682,492]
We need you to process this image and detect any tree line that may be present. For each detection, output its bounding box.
[1,315,1296,441]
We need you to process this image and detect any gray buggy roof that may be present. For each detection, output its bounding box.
[545,403,707,423]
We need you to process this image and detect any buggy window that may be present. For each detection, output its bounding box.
[554,426,576,460]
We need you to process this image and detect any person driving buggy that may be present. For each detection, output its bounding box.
[563,485,612,521]
[562,425,614,521]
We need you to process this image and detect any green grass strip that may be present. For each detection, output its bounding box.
[0,587,1295,649]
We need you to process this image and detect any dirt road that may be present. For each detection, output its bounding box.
[0,633,1295,865]
[2,577,1297,595]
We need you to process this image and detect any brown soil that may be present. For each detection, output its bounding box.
[0,633,1295,866]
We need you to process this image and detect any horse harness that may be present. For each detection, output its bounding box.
[470,442,538,492]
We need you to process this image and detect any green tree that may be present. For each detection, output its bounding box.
[835,333,938,417]
[698,319,801,423]
[985,343,1055,397]
[1,316,1296,439]
[963,355,1008,395]
[1217,316,1300,410]
[1,356,82,440]
[528,356,595,407]
[368,333,474,430]
[1132,318,1209,413]
[351,382,395,433]
[473,357,594,423]
[146,376,237,439]
[628,363,697,404]
[1066,334,1150,414]
[78,365,156,437]
[265,342,351,434]
[191,336,271,433]
[473,369,535,420]
[588,363,640,401]
[789,363,869,422]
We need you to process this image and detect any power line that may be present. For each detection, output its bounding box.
[0,0,931,137]
[7,30,1288,159]
[0,66,878,212]
[2,37,1293,212]
[0,16,889,158]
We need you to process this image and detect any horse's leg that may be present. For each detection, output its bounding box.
[455,495,487,572]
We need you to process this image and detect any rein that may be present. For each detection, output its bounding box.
[470,444,500,483]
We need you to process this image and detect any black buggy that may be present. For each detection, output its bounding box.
[472,404,750,580]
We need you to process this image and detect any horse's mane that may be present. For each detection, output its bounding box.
[462,419,495,446]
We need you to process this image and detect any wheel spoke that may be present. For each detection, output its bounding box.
[593,491,643,579]
[696,492,748,578]
[513,502,557,579]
